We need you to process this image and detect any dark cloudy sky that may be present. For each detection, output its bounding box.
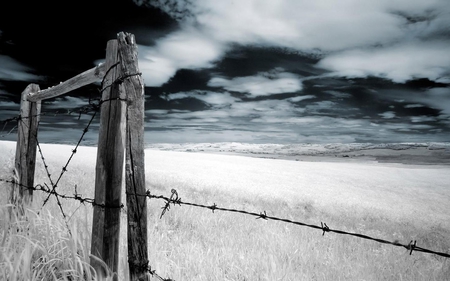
[0,0,449,145]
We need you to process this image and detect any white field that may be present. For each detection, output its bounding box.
[146,148,450,229]
[2,141,449,228]
[1,140,449,280]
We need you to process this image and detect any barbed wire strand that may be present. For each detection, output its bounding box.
[0,179,124,209]
[13,116,68,219]
[4,118,72,235]
[3,65,139,225]
[41,109,97,208]
[0,178,171,280]
[40,61,123,208]
[145,189,450,259]
[0,117,18,137]
[0,64,172,279]
[3,179,449,279]
[4,63,119,232]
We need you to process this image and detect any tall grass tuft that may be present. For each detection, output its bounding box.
[0,206,115,280]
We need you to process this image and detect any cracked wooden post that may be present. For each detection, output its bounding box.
[11,83,41,216]
[90,39,126,280]
[118,32,149,281]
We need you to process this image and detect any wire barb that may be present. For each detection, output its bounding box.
[257,211,268,220]
[321,222,330,236]
[159,189,180,219]
[209,203,217,213]
[407,240,417,255]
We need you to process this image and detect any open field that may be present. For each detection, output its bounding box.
[146,142,450,165]
[1,140,449,280]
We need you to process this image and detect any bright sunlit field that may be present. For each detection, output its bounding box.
[1,141,449,280]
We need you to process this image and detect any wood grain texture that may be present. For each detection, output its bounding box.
[12,84,41,213]
[118,32,149,281]
[90,39,126,280]
[27,63,106,102]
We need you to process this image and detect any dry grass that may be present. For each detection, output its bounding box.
[0,141,449,280]
[146,183,450,281]
[0,206,113,280]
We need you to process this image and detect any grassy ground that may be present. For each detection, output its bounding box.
[146,183,450,281]
[0,142,449,280]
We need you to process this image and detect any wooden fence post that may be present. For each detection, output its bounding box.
[118,32,149,281]
[90,39,126,279]
[11,83,41,214]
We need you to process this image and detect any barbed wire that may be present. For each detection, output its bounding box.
[2,63,124,224]
[128,259,174,281]
[0,177,172,280]
[0,65,169,280]
[0,112,56,137]
[2,178,449,279]
[0,61,140,138]
[5,62,139,212]
[3,62,448,279]
[145,189,450,259]
[0,178,123,209]
[40,108,97,208]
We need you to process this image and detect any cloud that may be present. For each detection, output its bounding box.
[286,95,316,103]
[388,87,450,115]
[151,109,230,124]
[305,101,336,113]
[404,104,424,108]
[123,0,450,143]
[379,111,396,119]
[251,116,323,124]
[138,27,225,86]
[411,116,437,123]
[162,91,239,105]
[0,87,15,98]
[137,0,450,84]
[230,99,303,118]
[418,88,450,115]
[44,96,91,111]
[142,0,410,51]
[144,106,377,143]
[208,69,302,97]
[0,101,18,107]
[146,109,169,115]
[0,55,42,82]
[148,99,303,131]
[324,91,352,99]
[317,40,450,83]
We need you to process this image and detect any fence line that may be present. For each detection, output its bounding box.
[1,176,449,278]
[1,173,170,280]
[2,106,449,279]
[5,66,120,218]
[1,31,150,281]
[1,98,168,280]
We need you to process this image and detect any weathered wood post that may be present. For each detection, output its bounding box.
[27,64,106,102]
[11,83,41,215]
[90,39,126,279]
[118,32,149,281]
